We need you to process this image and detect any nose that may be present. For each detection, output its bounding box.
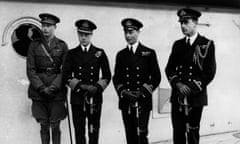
[126,32,131,38]
[42,26,48,31]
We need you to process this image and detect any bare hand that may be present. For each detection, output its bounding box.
[176,82,191,97]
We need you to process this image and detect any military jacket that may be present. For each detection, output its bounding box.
[62,44,111,105]
[165,34,216,106]
[113,43,161,111]
[27,37,68,101]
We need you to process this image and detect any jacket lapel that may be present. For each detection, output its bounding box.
[131,43,144,64]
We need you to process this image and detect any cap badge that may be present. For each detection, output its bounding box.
[43,16,48,21]
[82,21,89,27]
[180,10,186,16]
[126,20,132,26]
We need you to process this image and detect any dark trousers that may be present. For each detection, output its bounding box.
[40,120,61,144]
[171,103,203,144]
[71,103,102,144]
[121,106,150,144]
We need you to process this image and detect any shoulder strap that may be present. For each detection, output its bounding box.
[40,43,54,63]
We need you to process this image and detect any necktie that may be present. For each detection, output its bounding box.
[130,46,134,54]
[84,47,87,53]
[186,38,191,47]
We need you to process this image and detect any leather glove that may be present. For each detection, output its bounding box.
[133,91,142,99]
[49,85,58,93]
[121,90,139,102]
[69,78,80,91]
[87,85,98,97]
[80,84,89,91]
[39,87,53,98]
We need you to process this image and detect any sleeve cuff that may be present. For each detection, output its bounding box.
[95,83,104,93]
[116,84,125,98]
[140,83,153,98]
[96,79,109,91]
[168,75,180,88]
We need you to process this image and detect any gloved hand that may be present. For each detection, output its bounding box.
[39,86,54,99]
[133,91,142,98]
[80,84,89,91]
[49,85,58,93]
[69,78,80,91]
[121,90,139,102]
[87,85,98,97]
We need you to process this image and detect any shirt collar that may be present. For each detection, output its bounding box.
[186,32,198,45]
[81,43,91,52]
[128,41,139,53]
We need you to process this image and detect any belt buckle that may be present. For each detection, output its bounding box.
[46,68,52,74]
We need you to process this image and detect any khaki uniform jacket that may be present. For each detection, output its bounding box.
[27,37,68,101]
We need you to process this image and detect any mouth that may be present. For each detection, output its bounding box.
[182,29,187,33]
[126,38,132,42]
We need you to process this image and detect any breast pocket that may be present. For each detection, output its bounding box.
[52,48,63,57]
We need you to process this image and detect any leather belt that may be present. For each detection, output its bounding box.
[37,67,60,74]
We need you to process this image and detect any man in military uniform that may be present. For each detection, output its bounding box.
[27,13,68,144]
[113,18,161,144]
[62,19,111,144]
[165,8,216,144]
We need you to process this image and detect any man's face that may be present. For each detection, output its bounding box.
[180,18,197,37]
[124,28,139,45]
[77,32,92,46]
[41,23,56,38]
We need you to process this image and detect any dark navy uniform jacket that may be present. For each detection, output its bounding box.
[62,44,111,105]
[113,43,161,111]
[165,34,216,106]
[27,37,68,101]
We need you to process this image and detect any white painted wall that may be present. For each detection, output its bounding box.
[1,1,240,144]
